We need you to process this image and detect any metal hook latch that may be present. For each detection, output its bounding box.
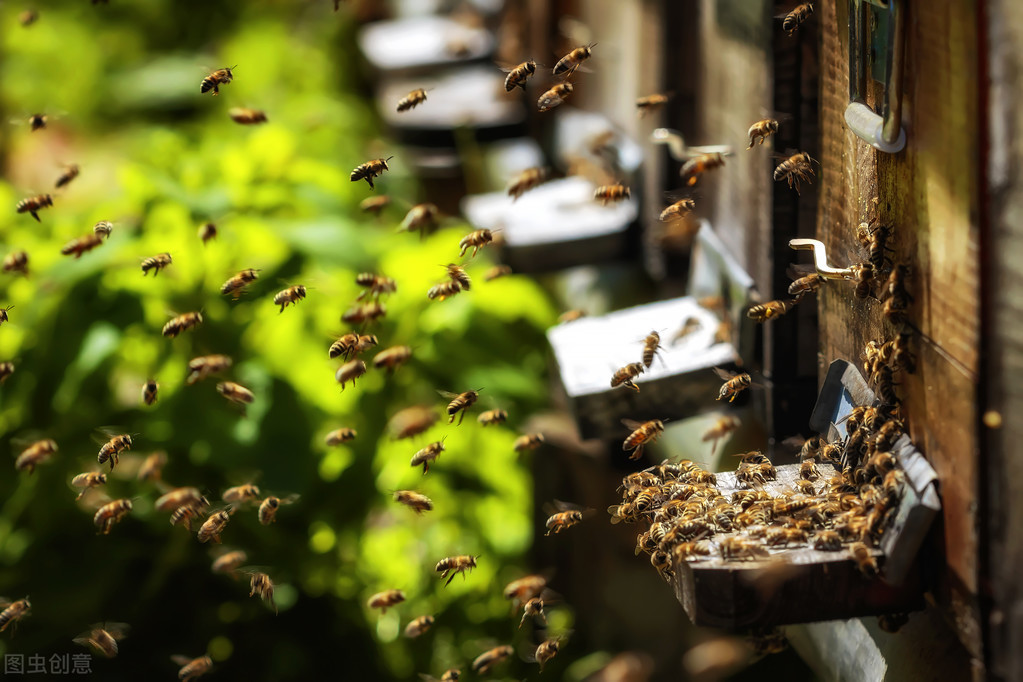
[789,238,856,280]
[845,0,906,153]
[650,128,733,161]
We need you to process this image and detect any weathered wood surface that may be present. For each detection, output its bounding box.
[816,0,982,658]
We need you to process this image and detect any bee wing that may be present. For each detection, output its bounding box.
[0,597,12,608]
[436,390,460,400]
[713,367,738,381]
[777,435,808,455]
[621,418,646,431]
[94,622,132,639]
[786,263,817,280]
[542,499,580,514]
[170,655,194,666]
[417,676,441,682]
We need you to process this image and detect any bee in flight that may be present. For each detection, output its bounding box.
[26,113,48,131]
[350,156,393,190]
[714,368,753,402]
[220,268,259,299]
[61,232,106,259]
[774,151,816,193]
[73,623,129,658]
[94,221,114,238]
[747,118,780,148]
[198,221,217,244]
[273,285,307,312]
[400,203,440,237]
[404,614,434,638]
[15,439,57,474]
[472,646,513,675]
[355,273,397,300]
[396,88,429,112]
[514,433,545,452]
[0,598,31,633]
[341,301,387,326]
[248,572,277,613]
[186,354,232,384]
[211,549,248,578]
[373,345,412,373]
[410,440,446,474]
[701,415,740,455]
[360,195,390,215]
[141,253,172,276]
[636,92,672,117]
[94,499,133,535]
[335,359,367,391]
[507,166,552,201]
[538,83,573,112]
[478,409,507,426]
[325,428,357,446]
[55,164,80,189]
[622,419,665,460]
[545,501,589,535]
[222,484,261,505]
[217,381,255,405]
[393,490,433,514]
[16,194,53,222]
[641,331,664,368]
[441,389,481,424]
[3,251,29,275]
[197,510,232,543]
[435,555,478,586]
[747,298,799,322]
[427,281,462,301]
[229,108,267,125]
[135,451,167,483]
[71,471,107,500]
[0,361,14,384]
[611,362,644,392]
[553,43,595,78]
[594,184,631,205]
[389,405,439,440]
[660,197,696,222]
[520,597,546,628]
[504,60,537,91]
[459,228,494,257]
[0,305,13,326]
[258,495,298,525]
[781,3,814,35]
[445,263,471,290]
[484,265,512,281]
[200,66,235,96]
[172,655,213,682]
[142,379,159,406]
[367,589,405,614]
[533,638,562,671]
[97,433,133,471]
[681,153,725,186]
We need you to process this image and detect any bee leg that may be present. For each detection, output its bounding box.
[365,177,374,190]
[457,411,465,426]
[30,212,40,222]
[445,572,457,586]
[631,444,644,461]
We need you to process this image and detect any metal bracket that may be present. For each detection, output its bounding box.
[789,238,856,280]
[649,128,733,161]
[845,0,906,153]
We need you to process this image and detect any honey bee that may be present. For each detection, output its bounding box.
[636,92,672,117]
[19,10,38,26]
[427,281,463,301]
[341,301,387,325]
[273,285,307,312]
[400,203,439,236]
[746,298,798,322]
[198,222,217,244]
[394,490,433,514]
[220,268,259,299]
[507,167,550,201]
[389,405,439,440]
[222,484,261,505]
[186,354,232,384]
[325,428,357,446]
[200,66,235,95]
[360,195,390,215]
[397,88,429,112]
[800,459,820,481]
[553,43,595,78]
[537,82,574,112]
[197,510,231,543]
[97,434,132,471]
[258,495,298,525]
[545,508,585,535]
[27,113,48,131]
[851,262,875,299]
[248,572,277,613]
[719,536,769,561]
[882,265,912,324]
[850,542,878,577]
[788,272,822,297]
[660,198,696,222]
[3,251,29,275]
[61,232,105,258]
[681,153,725,186]
[714,368,752,402]
[814,530,843,551]
[519,597,546,628]
[171,655,213,682]
[211,549,248,577]
[140,252,172,277]
[0,598,30,633]
[328,334,360,360]
[504,60,538,91]
[217,381,255,405]
[594,184,631,205]
[871,364,899,407]
[73,623,129,658]
[533,638,562,671]
[472,645,513,675]
[404,614,435,638]
[169,497,210,531]
[335,359,367,390]
[373,346,413,373]
[503,574,547,606]
[514,433,545,453]
[441,389,481,424]
[71,471,107,499]
[350,156,393,189]
[15,439,57,474]
[611,362,645,392]
[440,263,471,291]
[773,152,816,193]
[622,419,665,460]
[459,228,494,258]
[782,3,814,35]
[142,379,159,406]
[55,164,80,189]
[484,265,513,281]
[0,361,14,383]
[477,409,507,426]
[436,554,478,585]
[229,107,267,124]
[367,589,405,614]
[155,487,205,513]
[355,273,397,300]
[411,440,446,473]
[559,309,586,323]
[94,499,133,535]
[640,331,665,368]
[747,119,780,148]
[701,416,740,455]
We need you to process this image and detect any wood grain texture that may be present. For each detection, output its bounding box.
[816,0,982,658]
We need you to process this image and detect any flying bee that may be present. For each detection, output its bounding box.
[400,203,439,236]
[163,312,203,338]
[622,419,665,460]
[220,268,259,299]
[258,495,298,525]
[97,434,132,471]
[477,409,507,426]
[217,381,255,405]
[94,499,133,535]
[504,575,547,607]
[553,43,595,78]
[636,92,672,117]
[55,163,80,189]
[197,510,231,543]
[73,623,129,658]
[355,273,397,300]
[360,195,390,215]
[335,359,367,390]
[172,655,213,682]
[222,484,261,505]
[169,497,210,531]
[504,60,537,91]
[329,333,360,360]
[15,439,57,474]
[71,471,107,499]
[537,82,574,112]
[681,153,726,186]
[701,415,740,456]
[198,221,217,243]
[520,597,546,628]
[533,638,562,671]
[19,10,38,26]
[788,271,823,297]
[141,379,159,406]
[436,554,478,585]
[61,232,105,258]
[411,440,446,474]
[89,221,112,239]
[484,265,513,281]
[514,433,545,452]
[27,113,48,131]
[200,66,235,95]
[0,598,31,633]
[0,361,14,383]
[443,263,471,290]
[545,504,587,535]
[350,156,393,189]
[141,252,172,276]
[211,549,248,578]
[341,301,387,325]
[373,345,413,373]
[2,251,29,276]
[472,645,513,675]
[404,614,435,638]
[273,285,307,312]
[0,305,14,326]
[781,3,814,35]
[594,184,631,205]
[248,572,278,613]
[325,428,357,446]
[186,354,232,385]
[714,368,752,402]
[507,167,550,200]
[660,198,696,222]
[368,589,405,614]
[459,228,494,258]
[850,542,879,577]
[773,152,816,193]
[427,281,463,301]
[747,298,798,322]
[396,88,429,112]
[155,487,205,513]
[228,107,267,124]
[394,490,433,514]
[747,118,780,148]
[441,389,481,424]
[641,331,664,368]
[389,405,439,440]
[611,362,645,392]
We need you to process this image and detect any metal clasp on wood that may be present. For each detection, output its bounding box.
[789,238,856,280]
[845,0,906,153]
[649,128,733,161]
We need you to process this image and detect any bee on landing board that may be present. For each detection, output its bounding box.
[141,253,172,277]
[273,285,307,312]
[350,157,393,189]
[396,88,429,112]
[435,555,478,585]
[16,194,53,222]
[503,60,537,91]
[747,119,779,149]
[553,43,595,78]
[537,83,573,112]
[172,655,213,682]
[681,154,725,186]
[622,419,665,460]
[200,66,235,95]
[229,108,267,125]
[55,164,80,189]
[220,268,259,299]
[714,368,752,402]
